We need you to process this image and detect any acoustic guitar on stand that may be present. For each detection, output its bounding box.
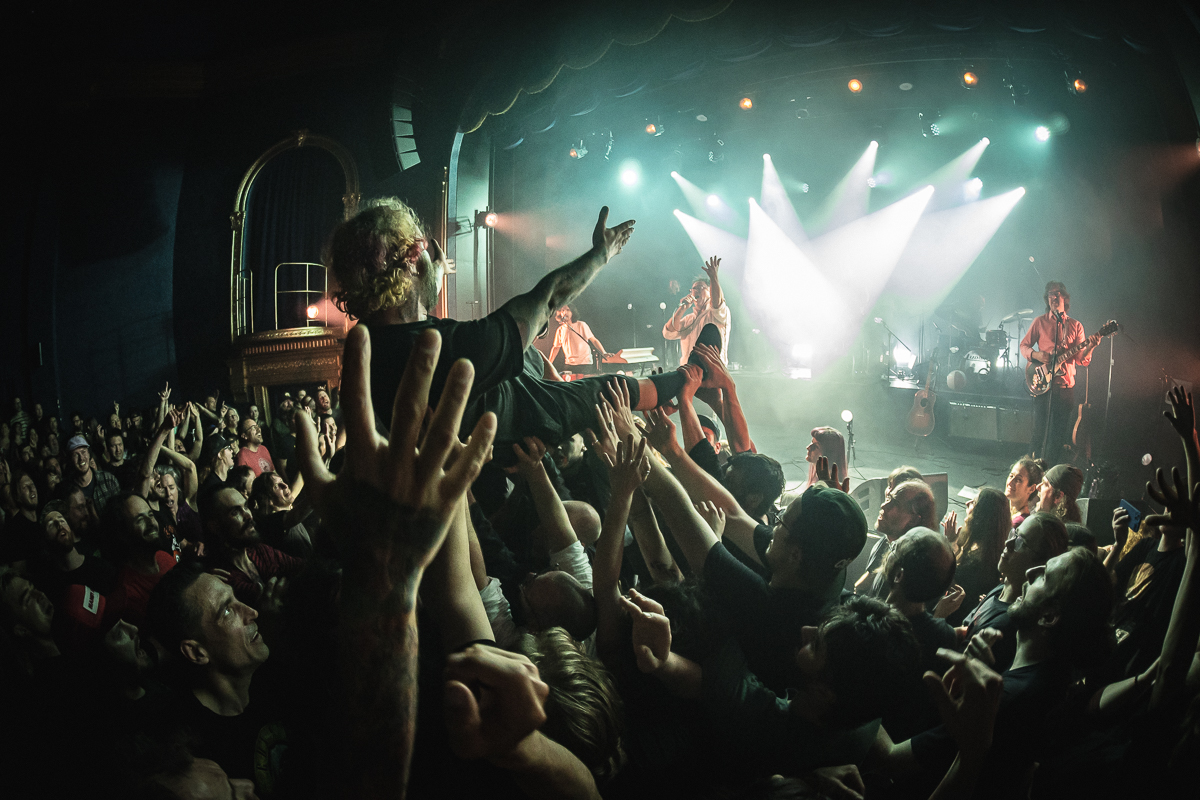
[1025,320,1119,397]
[906,360,939,436]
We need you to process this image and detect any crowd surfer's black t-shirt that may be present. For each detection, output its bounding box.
[367,314,632,456]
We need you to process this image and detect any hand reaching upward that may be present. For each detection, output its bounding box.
[593,206,636,262]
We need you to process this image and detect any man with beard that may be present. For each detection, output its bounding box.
[234,417,275,478]
[100,429,138,489]
[855,479,938,598]
[66,434,121,512]
[27,501,116,645]
[102,491,177,627]
[326,199,705,465]
[870,547,1115,800]
[200,486,303,606]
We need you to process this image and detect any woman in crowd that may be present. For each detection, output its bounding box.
[1005,455,1045,526]
[937,487,1010,626]
[247,469,313,557]
[804,426,847,489]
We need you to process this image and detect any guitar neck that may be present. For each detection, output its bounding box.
[1056,333,1099,363]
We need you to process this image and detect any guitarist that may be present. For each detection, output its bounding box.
[1019,281,1097,461]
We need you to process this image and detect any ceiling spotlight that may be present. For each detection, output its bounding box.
[706,194,720,207]
[800,183,810,193]
[919,110,942,138]
[739,97,753,110]
[841,409,854,423]
[306,305,319,320]
[848,78,863,93]
[484,212,498,228]
[645,123,657,135]
[569,139,587,159]
[1073,78,1088,93]
[1035,125,1051,142]
[696,114,708,122]
[866,177,877,188]
[899,82,913,91]
[962,71,979,88]
[620,160,641,187]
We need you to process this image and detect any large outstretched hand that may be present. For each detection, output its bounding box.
[593,206,636,262]
[295,326,496,575]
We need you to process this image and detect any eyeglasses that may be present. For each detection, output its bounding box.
[1005,532,1046,556]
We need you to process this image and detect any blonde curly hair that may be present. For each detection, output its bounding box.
[325,198,426,319]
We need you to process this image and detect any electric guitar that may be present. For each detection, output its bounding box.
[906,360,938,436]
[1025,320,1119,397]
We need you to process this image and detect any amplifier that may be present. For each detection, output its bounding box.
[948,401,1032,443]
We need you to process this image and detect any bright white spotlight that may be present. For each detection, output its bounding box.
[763,154,771,160]
[659,302,667,310]
[892,343,916,369]
[670,171,680,178]
[706,194,721,207]
[306,305,319,320]
[870,140,878,147]
[981,137,990,145]
[841,409,853,423]
[673,208,681,215]
[866,177,877,188]
[790,343,813,360]
[1035,126,1051,142]
[800,183,810,193]
[964,177,983,201]
[620,166,641,186]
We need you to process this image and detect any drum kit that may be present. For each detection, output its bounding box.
[942,307,1035,389]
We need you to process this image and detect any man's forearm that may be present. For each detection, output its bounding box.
[720,386,754,454]
[642,454,717,575]
[653,651,703,698]
[628,489,683,584]
[678,396,705,453]
[502,247,608,349]
[493,732,602,800]
[525,467,578,553]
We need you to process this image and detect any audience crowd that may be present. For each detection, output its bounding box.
[1,199,1198,799]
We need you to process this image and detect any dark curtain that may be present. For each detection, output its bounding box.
[244,146,346,332]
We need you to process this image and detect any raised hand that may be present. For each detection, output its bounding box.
[584,402,619,465]
[511,437,549,480]
[943,511,959,544]
[295,326,496,576]
[603,379,639,439]
[592,206,636,262]
[158,382,171,404]
[923,649,1004,759]
[619,588,672,674]
[1164,386,1195,440]
[1144,466,1194,531]
[692,343,731,390]
[643,407,677,453]
[1111,506,1132,549]
[157,407,184,436]
[701,255,721,281]
[694,500,726,537]
[933,584,966,619]
[810,765,866,800]
[444,644,550,762]
[604,434,650,498]
[679,363,703,399]
[964,628,1003,667]
[815,456,850,493]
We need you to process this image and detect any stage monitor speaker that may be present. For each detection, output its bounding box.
[922,472,949,522]
[845,532,883,591]
[949,402,998,441]
[850,478,886,525]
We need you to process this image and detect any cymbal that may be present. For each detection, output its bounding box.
[1016,308,1034,316]
[1000,308,1035,324]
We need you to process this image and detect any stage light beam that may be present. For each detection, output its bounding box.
[759,153,807,245]
[814,141,878,233]
[1035,126,1051,142]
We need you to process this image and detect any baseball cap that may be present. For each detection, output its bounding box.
[201,433,233,464]
[788,485,869,572]
[1045,464,1083,499]
[696,414,723,441]
[67,435,89,452]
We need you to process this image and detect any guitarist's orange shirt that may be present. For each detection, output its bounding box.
[1020,313,1091,389]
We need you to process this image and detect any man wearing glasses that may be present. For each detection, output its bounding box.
[1020,281,1098,460]
[961,512,1069,672]
[234,418,275,478]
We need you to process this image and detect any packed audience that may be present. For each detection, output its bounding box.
[1,200,1198,800]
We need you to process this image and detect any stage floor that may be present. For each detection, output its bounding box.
[720,369,1034,518]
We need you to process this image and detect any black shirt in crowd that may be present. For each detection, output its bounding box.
[1110,537,1187,679]
[964,584,1018,672]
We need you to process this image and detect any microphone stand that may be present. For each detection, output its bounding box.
[564,320,603,372]
[875,318,917,381]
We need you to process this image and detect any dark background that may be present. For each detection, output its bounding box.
[2,1,1199,482]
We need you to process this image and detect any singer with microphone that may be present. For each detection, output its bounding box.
[663,255,731,367]
[1019,281,1096,461]
[548,305,609,374]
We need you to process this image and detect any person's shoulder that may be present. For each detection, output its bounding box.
[155,550,178,571]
